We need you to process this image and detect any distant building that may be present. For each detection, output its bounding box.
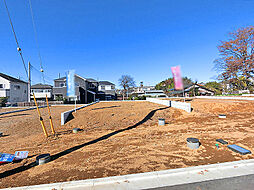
[142,90,168,98]
[52,75,98,103]
[0,73,28,103]
[98,81,116,100]
[132,85,156,94]
[169,84,215,97]
[130,84,167,98]
[31,84,53,100]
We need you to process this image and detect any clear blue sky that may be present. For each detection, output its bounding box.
[0,0,254,88]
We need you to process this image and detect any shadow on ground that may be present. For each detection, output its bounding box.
[0,114,30,119]
[92,105,121,110]
[0,106,169,179]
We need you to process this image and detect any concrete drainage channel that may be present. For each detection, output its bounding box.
[4,159,254,190]
[61,101,99,125]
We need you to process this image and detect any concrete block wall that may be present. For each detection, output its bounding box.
[171,101,191,112]
[61,101,99,125]
[146,98,171,107]
[146,98,191,113]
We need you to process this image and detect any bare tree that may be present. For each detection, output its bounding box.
[118,75,135,100]
[214,26,254,91]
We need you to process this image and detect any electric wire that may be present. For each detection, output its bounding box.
[30,64,54,84]
[28,0,45,84]
[3,0,28,78]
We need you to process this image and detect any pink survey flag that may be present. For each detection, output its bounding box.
[171,66,183,90]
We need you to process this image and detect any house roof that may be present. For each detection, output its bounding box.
[54,77,66,81]
[0,73,27,84]
[169,83,215,94]
[168,84,193,91]
[31,83,53,89]
[86,78,98,83]
[99,81,115,86]
[193,84,215,93]
[54,75,98,83]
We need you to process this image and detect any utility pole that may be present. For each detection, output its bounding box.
[28,62,31,102]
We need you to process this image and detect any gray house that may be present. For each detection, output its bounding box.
[52,74,98,103]
[0,73,28,103]
[98,81,116,100]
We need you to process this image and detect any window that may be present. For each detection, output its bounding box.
[100,85,105,90]
[0,84,3,88]
[60,83,66,87]
[89,83,95,88]
[105,85,111,90]
[14,85,20,90]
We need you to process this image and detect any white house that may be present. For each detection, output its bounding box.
[98,81,116,100]
[0,73,28,103]
[31,83,53,100]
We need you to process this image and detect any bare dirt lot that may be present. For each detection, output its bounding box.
[0,100,254,188]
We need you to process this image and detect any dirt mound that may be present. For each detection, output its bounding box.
[191,99,254,114]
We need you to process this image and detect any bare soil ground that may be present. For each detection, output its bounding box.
[0,108,26,113]
[0,100,254,188]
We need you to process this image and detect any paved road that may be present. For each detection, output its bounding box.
[151,174,254,190]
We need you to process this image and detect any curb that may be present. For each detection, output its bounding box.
[4,159,254,190]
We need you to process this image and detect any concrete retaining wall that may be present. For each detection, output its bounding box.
[0,106,47,116]
[171,100,191,112]
[146,98,171,106]
[146,98,191,113]
[61,101,99,125]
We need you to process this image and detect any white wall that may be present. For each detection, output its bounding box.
[0,77,10,98]
[0,77,10,90]
[99,85,111,91]
[0,89,7,97]
[105,85,111,90]
[32,92,52,99]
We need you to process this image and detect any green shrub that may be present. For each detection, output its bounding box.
[0,97,8,107]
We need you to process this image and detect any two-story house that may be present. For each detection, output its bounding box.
[31,83,53,100]
[98,81,116,100]
[0,73,28,103]
[52,74,98,103]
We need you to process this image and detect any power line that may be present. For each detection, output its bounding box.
[3,0,28,78]
[30,64,54,83]
[28,0,45,84]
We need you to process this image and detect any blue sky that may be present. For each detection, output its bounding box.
[0,0,254,88]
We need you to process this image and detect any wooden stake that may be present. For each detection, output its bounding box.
[33,93,48,137]
[46,94,55,135]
